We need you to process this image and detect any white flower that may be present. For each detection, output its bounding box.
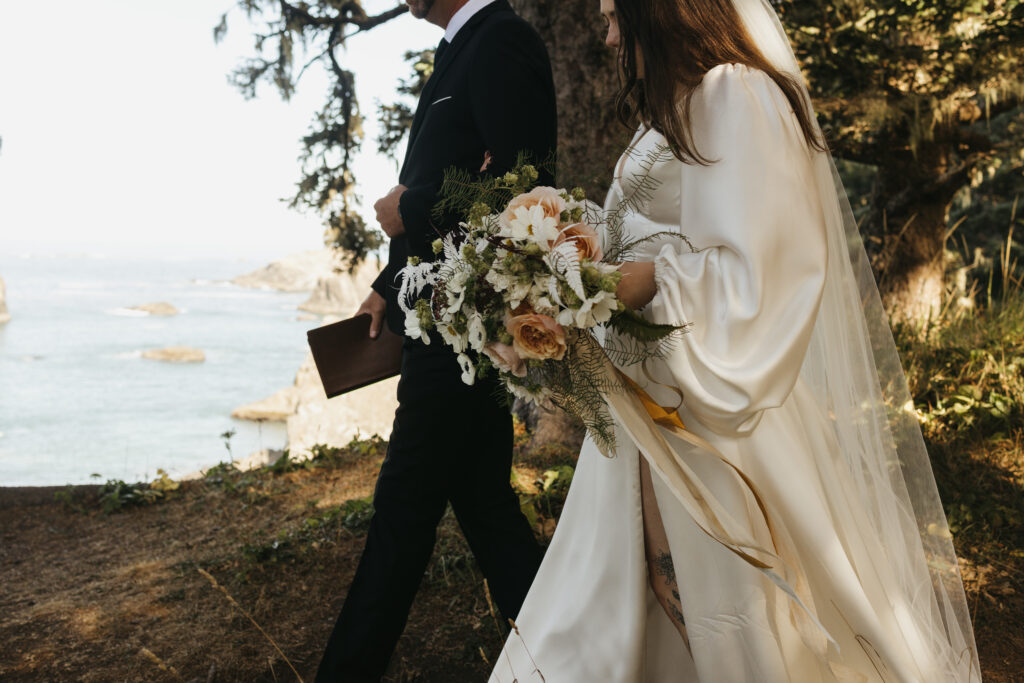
[457,353,476,386]
[505,378,550,404]
[467,312,487,352]
[445,269,470,314]
[438,322,468,353]
[527,275,556,309]
[565,197,586,213]
[506,278,533,309]
[503,204,561,248]
[531,273,554,296]
[485,267,513,293]
[404,308,431,344]
[558,290,618,329]
[532,294,558,317]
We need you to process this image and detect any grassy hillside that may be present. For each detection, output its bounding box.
[1,293,1021,682]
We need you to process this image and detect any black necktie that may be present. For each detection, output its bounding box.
[434,38,449,65]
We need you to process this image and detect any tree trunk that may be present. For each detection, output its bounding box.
[862,144,970,321]
[511,0,633,201]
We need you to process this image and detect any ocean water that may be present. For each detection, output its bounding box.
[0,252,314,486]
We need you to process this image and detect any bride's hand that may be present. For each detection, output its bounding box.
[616,261,657,310]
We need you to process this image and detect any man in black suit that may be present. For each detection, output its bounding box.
[315,1,557,680]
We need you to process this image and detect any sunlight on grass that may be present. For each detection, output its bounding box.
[894,243,1024,623]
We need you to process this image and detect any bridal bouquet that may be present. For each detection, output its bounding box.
[397,159,686,448]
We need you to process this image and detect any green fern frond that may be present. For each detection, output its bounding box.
[608,307,686,343]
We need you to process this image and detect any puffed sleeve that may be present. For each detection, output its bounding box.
[647,64,827,436]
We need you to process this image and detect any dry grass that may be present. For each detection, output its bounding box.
[894,287,1024,681]
[0,440,528,682]
[2,282,1023,683]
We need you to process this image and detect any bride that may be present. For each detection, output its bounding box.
[489,0,980,681]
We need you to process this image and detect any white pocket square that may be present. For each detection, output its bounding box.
[431,95,453,106]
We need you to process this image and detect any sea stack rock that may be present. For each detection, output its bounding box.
[232,250,342,292]
[0,276,10,324]
[232,258,396,456]
[285,351,399,457]
[142,346,206,363]
[231,387,298,422]
[229,351,398,456]
[298,257,383,316]
[128,302,180,316]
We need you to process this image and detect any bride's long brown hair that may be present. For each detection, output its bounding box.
[613,0,826,164]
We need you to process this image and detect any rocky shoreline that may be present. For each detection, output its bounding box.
[0,250,577,490]
[229,251,399,459]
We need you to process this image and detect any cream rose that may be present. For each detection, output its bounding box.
[505,313,567,361]
[552,221,603,262]
[500,186,566,225]
[483,342,527,377]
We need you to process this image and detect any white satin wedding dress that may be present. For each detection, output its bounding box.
[488,63,978,683]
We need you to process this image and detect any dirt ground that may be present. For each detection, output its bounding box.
[0,440,1020,682]
[0,443,518,682]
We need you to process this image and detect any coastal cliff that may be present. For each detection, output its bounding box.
[231,249,344,292]
[231,252,398,457]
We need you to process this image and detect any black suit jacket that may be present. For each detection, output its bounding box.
[372,0,558,335]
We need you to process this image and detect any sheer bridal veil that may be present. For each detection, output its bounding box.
[729,0,980,679]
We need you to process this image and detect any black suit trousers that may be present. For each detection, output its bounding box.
[315,342,544,682]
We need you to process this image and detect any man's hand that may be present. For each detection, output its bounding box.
[356,289,387,339]
[374,184,408,238]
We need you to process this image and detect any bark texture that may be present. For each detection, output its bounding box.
[511,0,634,201]
[863,141,976,320]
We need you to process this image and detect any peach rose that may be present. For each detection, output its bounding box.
[483,342,527,377]
[505,313,567,361]
[501,186,566,225]
[552,222,603,262]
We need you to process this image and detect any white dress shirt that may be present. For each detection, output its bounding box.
[444,0,498,42]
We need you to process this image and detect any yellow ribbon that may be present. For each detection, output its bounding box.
[620,372,687,431]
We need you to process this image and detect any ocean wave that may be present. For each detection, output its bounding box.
[190,278,236,287]
[106,307,151,317]
[182,291,278,301]
[60,281,112,290]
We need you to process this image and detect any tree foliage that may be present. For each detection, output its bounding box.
[780,0,1024,311]
[215,1,409,262]
[219,0,626,264]
[221,0,1021,314]
[376,48,435,161]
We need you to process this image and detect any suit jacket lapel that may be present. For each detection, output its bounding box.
[401,0,512,174]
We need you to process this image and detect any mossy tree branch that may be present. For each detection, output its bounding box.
[217,1,409,262]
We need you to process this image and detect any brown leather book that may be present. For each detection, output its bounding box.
[306,314,404,398]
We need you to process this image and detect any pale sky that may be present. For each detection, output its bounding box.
[0,1,438,259]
